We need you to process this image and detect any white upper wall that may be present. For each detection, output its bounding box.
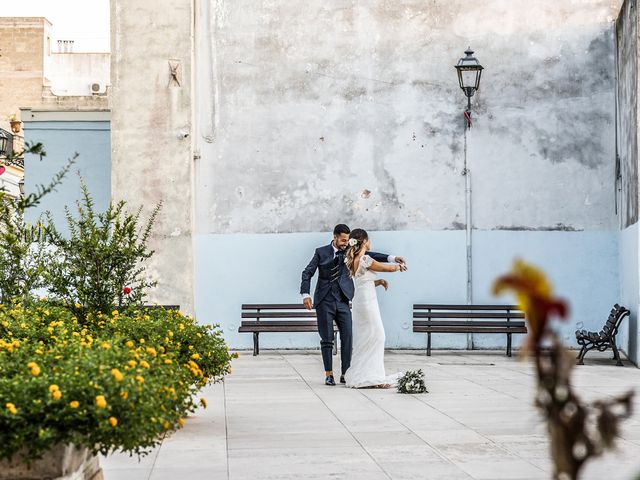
[45,52,110,96]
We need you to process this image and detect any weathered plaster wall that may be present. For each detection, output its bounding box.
[196,0,620,234]
[191,0,625,349]
[617,0,638,229]
[111,0,195,313]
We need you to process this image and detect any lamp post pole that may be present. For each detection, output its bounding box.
[455,48,484,349]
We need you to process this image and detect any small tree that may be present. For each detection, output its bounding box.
[45,180,161,316]
[0,144,74,303]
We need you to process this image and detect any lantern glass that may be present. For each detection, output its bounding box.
[0,130,7,156]
[455,48,483,95]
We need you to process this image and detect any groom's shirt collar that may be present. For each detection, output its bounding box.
[330,242,340,257]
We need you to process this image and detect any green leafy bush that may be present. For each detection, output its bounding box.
[0,144,73,304]
[44,181,160,317]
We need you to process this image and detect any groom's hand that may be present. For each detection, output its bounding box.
[395,256,407,268]
[303,297,313,310]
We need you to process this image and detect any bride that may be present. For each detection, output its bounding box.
[344,229,406,389]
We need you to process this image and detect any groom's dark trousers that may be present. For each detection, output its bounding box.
[301,244,389,374]
[315,284,352,374]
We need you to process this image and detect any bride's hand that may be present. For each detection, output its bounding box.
[375,279,389,290]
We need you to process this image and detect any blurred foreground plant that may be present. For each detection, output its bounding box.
[493,260,633,480]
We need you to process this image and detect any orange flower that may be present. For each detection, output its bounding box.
[109,417,118,427]
[95,395,107,409]
[27,362,41,376]
[493,259,568,352]
[111,368,124,382]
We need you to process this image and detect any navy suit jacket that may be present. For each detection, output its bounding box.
[300,244,390,306]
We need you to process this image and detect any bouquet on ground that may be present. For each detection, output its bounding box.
[397,369,428,394]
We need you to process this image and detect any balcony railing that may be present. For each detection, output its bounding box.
[6,156,24,169]
[0,130,24,170]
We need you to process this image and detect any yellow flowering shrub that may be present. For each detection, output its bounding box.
[0,303,235,463]
[99,307,237,382]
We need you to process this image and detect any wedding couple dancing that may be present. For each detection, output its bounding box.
[300,224,407,388]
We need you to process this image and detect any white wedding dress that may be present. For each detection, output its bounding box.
[345,255,401,388]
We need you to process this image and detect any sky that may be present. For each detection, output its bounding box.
[2,0,110,52]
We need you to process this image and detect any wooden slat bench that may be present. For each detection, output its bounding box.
[239,304,338,356]
[413,304,527,357]
[142,305,180,310]
[576,304,629,366]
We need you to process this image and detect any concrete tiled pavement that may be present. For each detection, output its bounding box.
[101,350,640,479]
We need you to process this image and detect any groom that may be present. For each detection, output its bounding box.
[300,224,404,386]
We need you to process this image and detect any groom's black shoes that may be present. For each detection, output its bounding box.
[325,375,336,386]
[340,375,346,384]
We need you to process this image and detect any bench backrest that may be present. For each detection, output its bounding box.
[241,304,317,320]
[601,304,630,337]
[413,304,524,321]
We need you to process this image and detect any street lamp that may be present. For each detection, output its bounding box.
[455,48,483,128]
[0,129,8,156]
[18,178,25,196]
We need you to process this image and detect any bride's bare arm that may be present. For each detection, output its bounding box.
[368,259,405,273]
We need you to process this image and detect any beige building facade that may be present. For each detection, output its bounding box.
[0,16,110,197]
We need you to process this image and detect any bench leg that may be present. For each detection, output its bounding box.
[427,333,431,356]
[577,344,588,365]
[506,333,512,357]
[576,345,586,365]
[611,339,623,366]
[333,331,338,356]
[253,332,259,356]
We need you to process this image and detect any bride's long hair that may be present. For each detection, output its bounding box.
[345,228,369,277]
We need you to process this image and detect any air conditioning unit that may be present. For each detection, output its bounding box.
[90,82,107,95]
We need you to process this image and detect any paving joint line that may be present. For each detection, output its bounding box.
[411,385,546,473]
[223,377,231,480]
[145,432,165,480]
[281,353,394,480]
